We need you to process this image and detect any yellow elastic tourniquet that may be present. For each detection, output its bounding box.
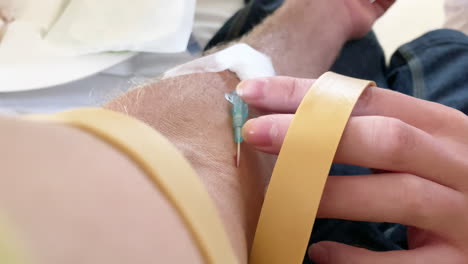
[0,216,29,264]
[250,72,375,264]
[29,108,238,264]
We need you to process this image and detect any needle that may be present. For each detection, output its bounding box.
[237,142,241,168]
[225,91,249,168]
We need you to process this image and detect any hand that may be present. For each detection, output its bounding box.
[237,76,468,263]
[342,0,396,38]
[282,0,395,39]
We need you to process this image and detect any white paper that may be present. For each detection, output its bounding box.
[0,0,195,63]
[0,0,66,62]
[45,0,195,56]
[0,21,58,63]
[0,0,29,21]
[21,0,67,33]
[0,0,27,41]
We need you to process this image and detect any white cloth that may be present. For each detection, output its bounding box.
[46,0,196,55]
[0,0,28,21]
[0,0,244,114]
[1,0,196,56]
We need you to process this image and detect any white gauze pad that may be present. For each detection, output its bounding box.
[163,43,276,81]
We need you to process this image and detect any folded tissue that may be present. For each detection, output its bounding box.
[0,0,195,60]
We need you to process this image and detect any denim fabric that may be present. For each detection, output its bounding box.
[207,1,468,263]
[331,32,389,88]
[387,29,468,114]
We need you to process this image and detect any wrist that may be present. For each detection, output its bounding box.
[240,0,350,77]
[277,1,352,43]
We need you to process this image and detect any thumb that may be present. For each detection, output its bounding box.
[373,0,396,18]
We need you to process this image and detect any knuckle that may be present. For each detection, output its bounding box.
[286,79,297,100]
[285,78,301,105]
[283,78,309,107]
[372,117,415,166]
[397,174,466,230]
[397,174,432,225]
[433,107,468,134]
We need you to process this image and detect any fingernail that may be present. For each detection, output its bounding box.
[236,79,267,100]
[308,244,329,263]
[242,116,275,147]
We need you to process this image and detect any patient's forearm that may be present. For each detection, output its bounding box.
[240,0,349,78]
[105,71,274,263]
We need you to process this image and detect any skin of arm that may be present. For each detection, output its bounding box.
[0,116,205,264]
[105,72,274,262]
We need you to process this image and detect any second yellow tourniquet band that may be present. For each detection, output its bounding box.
[250,72,375,264]
[0,215,29,264]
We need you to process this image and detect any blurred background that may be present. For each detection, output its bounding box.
[375,0,445,60]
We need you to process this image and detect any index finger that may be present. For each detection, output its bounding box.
[236,76,468,135]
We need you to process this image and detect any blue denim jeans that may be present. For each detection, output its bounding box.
[207,1,468,263]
